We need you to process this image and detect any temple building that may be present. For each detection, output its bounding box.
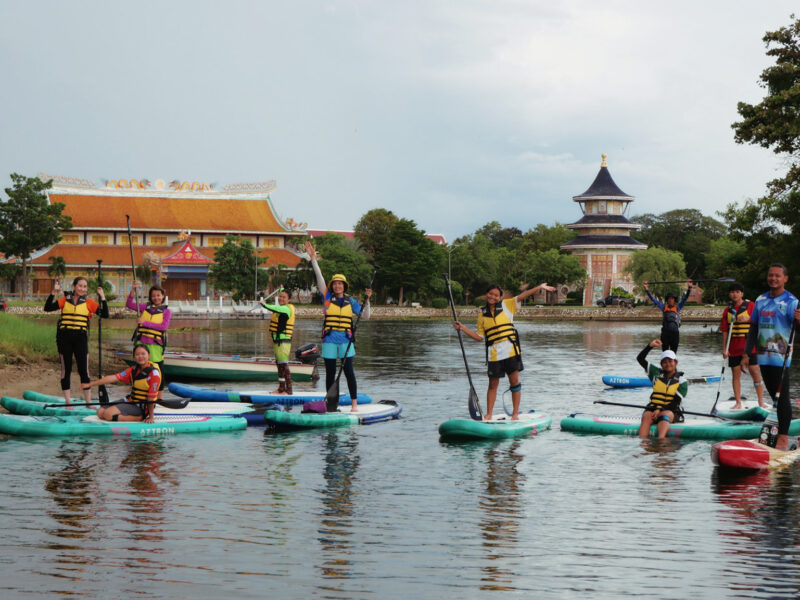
[8,175,307,300]
[560,155,647,305]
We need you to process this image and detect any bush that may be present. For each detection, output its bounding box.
[474,298,485,307]
[431,297,448,309]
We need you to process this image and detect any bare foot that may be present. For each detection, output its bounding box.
[511,414,519,421]
[733,402,743,410]
[483,413,493,421]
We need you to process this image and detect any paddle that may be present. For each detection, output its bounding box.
[95,259,110,405]
[125,214,142,324]
[759,322,796,447]
[593,400,742,421]
[444,273,482,421]
[645,277,735,285]
[710,301,738,415]
[44,397,191,410]
[324,268,377,412]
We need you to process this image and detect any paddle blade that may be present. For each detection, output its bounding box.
[325,382,340,413]
[468,386,482,421]
[98,385,110,406]
[157,398,191,410]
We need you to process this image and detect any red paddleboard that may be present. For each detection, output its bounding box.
[711,439,800,471]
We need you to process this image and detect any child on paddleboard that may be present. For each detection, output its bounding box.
[636,339,688,438]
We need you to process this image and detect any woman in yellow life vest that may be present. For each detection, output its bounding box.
[44,276,109,406]
[126,282,171,401]
[636,339,689,438]
[82,344,161,423]
[261,288,296,394]
[454,282,555,421]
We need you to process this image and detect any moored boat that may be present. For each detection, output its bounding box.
[711,439,800,470]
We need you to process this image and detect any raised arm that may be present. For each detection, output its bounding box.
[516,282,556,304]
[305,241,327,298]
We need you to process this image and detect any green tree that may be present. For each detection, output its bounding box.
[475,221,523,248]
[521,223,576,253]
[0,174,73,299]
[208,234,265,301]
[0,263,20,292]
[313,233,371,297]
[449,233,500,303]
[134,265,152,286]
[354,208,398,261]
[47,256,67,281]
[378,218,444,306]
[624,247,687,298]
[521,249,585,303]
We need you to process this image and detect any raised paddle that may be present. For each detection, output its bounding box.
[444,273,482,421]
[759,321,796,447]
[95,259,110,405]
[44,397,191,410]
[324,268,378,412]
[593,400,742,421]
[645,277,734,285]
[125,214,141,319]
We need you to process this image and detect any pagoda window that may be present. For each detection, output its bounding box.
[90,234,110,245]
[597,201,607,214]
[591,255,613,278]
[120,234,140,245]
[261,237,281,248]
[61,233,80,244]
[207,237,225,248]
[150,235,168,246]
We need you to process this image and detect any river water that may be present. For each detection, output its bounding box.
[1,319,799,599]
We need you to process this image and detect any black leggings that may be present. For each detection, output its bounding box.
[760,365,792,435]
[324,357,357,399]
[660,328,680,352]
[57,331,90,391]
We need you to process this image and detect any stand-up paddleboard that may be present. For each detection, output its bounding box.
[438,411,552,442]
[0,413,246,437]
[4,395,282,426]
[561,413,800,440]
[167,382,372,406]
[265,400,401,431]
[602,375,722,388]
[711,439,800,470]
[713,398,770,422]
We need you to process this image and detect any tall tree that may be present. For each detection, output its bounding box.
[0,174,72,299]
[624,247,687,298]
[354,208,398,261]
[47,256,67,281]
[312,233,372,295]
[378,218,443,306]
[208,234,265,301]
[521,223,576,253]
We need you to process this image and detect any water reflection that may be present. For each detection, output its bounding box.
[45,441,97,541]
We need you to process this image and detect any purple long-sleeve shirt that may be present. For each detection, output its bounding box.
[126,295,172,344]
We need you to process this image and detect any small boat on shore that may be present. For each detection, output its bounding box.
[116,350,318,382]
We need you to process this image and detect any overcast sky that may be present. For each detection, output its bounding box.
[1,1,795,242]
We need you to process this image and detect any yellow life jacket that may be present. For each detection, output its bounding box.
[58,294,91,332]
[135,304,168,348]
[323,297,354,338]
[728,301,751,339]
[481,303,521,360]
[649,374,683,408]
[127,362,159,406]
[269,304,295,342]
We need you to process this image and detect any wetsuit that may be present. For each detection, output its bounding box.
[637,344,688,420]
[645,288,691,352]
[262,300,296,394]
[127,296,171,392]
[44,292,109,391]
[477,297,523,379]
[744,289,799,435]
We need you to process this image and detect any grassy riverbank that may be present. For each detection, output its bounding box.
[0,312,59,364]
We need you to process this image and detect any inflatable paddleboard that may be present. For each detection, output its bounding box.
[602,375,722,388]
[0,413,246,437]
[713,398,770,422]
[264,400,401,431]
[711,439,800,470]
[561,413,800,440]
[438,411,552,442]
[168,382,372,406]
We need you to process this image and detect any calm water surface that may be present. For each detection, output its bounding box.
[2,319,800,599]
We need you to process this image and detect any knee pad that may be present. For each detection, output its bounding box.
[510,383,522,393]
[658,415,671,423]
[112,414,119,422]
[754,381,764,388]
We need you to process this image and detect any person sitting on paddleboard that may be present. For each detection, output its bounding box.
[721,282,765,410]
[44,276,109,407]
[454,282,555,421]
[261,288,296,395]
[305,241,372,413]
[741,263,800,450]
[636,340,688,438]
[643,280,692,352]
[127,282,171,401]
[81,344,161,423]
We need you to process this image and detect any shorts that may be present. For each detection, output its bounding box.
[321,341,356,360]
[487,356,523,379]
[644,401,684,422]
[728,354,756,368]
[273,341,292,363]
[117,402,145,416]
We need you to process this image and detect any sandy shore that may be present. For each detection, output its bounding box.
[0,363,64,412]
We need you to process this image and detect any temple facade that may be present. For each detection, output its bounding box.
[5,175,307,300]
[560,155,647,305]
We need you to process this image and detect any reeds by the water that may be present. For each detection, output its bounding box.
[0,312,58,363]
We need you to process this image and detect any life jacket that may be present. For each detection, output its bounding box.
[649,371,684,408]
[727,301,751,339]
[134,304,168,348]
[662,305,680,330]
[481,302,521,361]
[58,293,91,332]
[323,296,354,339]
[269,304,295,343]
[127,362,159,414]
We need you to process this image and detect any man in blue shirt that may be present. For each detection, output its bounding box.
[742,264,800,450]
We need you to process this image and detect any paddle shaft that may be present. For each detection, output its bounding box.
[125,214,141,317]
[444,273,482,420]
[646,277,734,285]
[44,397,190,410]
[711,302,738,414]
[593,400,739,421]
[95,260,110,405]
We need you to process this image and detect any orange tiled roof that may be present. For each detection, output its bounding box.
[50,193,296,233]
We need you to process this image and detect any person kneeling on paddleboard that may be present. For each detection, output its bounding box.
[81,344,161,423]
[636,340,688,438]
[454,282,554,421]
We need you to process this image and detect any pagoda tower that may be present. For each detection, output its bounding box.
[560,154,647,306]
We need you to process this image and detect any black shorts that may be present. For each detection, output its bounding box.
[487,356,523,379]
[117,402,145,416]
[644,402,684,422]
[728,354,756,368]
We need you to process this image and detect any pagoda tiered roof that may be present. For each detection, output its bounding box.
[572,161,634,202]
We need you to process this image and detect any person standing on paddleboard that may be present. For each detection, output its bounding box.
[741,263,800,450]
[82,344,161,423]
[721,282,765,410]
[636,340,688,438]
[261,288,296,395]
[643,279,693,352]
[305,241,372,412]
[44,276,109,407]
[127,282,171,402]
[454,282,555,421]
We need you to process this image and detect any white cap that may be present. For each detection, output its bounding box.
[659,350,677,362]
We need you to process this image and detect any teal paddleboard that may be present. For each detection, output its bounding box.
[438,411,552,442]
[265,400,401,430]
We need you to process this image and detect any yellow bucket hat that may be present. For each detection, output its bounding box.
[328,273,349,291]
